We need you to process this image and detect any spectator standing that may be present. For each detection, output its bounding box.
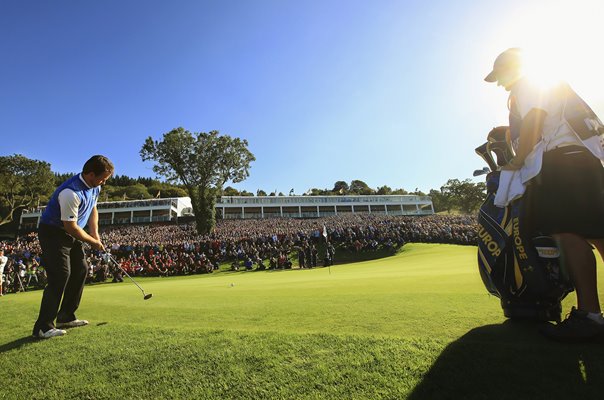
[0,249,7,296]
[298,248,306,269]
[311,245,318,268]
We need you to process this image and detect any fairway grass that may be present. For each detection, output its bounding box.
[2,243,604,399]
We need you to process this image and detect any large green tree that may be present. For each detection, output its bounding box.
[391,188,409,195]
[124,184,152,200]
[0,154,54,226]
[147,182,188,198]
[331,181,349,195]
[223,186,240,197]
[438,178,486,214]
[349,179,374,195]
[376,185,392,195]
[140,127,255,235]
[428,188,449,213]
[457,180,486,214]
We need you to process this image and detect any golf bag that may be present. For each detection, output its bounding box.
[475,127,573,322]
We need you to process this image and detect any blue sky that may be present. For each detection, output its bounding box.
[2,0,603,194]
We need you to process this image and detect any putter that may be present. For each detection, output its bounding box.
[106,254,153,300]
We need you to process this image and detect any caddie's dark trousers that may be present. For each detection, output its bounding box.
[33,224,88,334]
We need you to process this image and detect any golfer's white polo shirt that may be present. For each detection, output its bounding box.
[57,174,92,222]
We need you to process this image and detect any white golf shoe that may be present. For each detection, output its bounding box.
[33,328,67,339]
[56,319,89,329]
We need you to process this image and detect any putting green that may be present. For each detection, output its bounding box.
[74,243,502,339]
[1,243,603,400]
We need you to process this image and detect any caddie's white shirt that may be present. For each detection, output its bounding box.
[510,79,582,184]
[511,79,580,151]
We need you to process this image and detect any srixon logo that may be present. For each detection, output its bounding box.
[478,226,501,257]
[512,217,528,260]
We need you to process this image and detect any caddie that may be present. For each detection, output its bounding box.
[485,48,604,342]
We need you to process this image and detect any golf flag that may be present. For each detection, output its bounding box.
[322,225,327,239]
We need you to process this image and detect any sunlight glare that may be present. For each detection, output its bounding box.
[522,49,566,90]
[502,0,604,100]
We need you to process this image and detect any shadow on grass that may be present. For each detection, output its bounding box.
[408,320,604,400]
[0,336,35,355]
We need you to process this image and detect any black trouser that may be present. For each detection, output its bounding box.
[33,224,88,334]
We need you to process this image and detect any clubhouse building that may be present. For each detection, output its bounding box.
[19,195,434,230]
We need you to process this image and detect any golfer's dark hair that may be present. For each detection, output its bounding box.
[83,155,114,176]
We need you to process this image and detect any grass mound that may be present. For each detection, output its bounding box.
[1,243,603,399]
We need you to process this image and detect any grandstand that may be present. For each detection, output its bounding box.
[19,194,434,229]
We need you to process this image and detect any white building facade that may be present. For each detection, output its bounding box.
[19,195,433,229]
[218,195,433,219]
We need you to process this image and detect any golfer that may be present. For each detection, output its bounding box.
[32,155,113,339]
[485,48,604,341]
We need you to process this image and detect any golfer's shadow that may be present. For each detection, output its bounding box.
[408,320,604,400]
[0,336,35,355]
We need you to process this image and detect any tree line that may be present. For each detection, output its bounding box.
[52,173,485,216]
[1,127,486,233]
[52,172,189,202]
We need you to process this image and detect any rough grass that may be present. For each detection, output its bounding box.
[1,243,603,399]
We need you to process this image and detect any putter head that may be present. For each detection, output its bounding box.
[144,293,153,300]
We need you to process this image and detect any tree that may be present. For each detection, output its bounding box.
[332,181,349,195]
[111,174,137,187]
[124,184,152,200]
[140,127,255,235]
[256,189,267,196]
[376,185,392,195]
[148,182,188,198]
[409,188,427,196]
[391,188,408,195]
[349,180,374,195]
[99,184,121,202]
[135,176,159,186]
[0,154,54,226]
[457,180,486,214]
[54,172,75,187]
[428,188,448,213]
[438,178,486,214]
[439,179,462,213]
[308,188,328,196]
[223,186,240,197]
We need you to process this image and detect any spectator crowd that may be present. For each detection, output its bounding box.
[0,214,478,295]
